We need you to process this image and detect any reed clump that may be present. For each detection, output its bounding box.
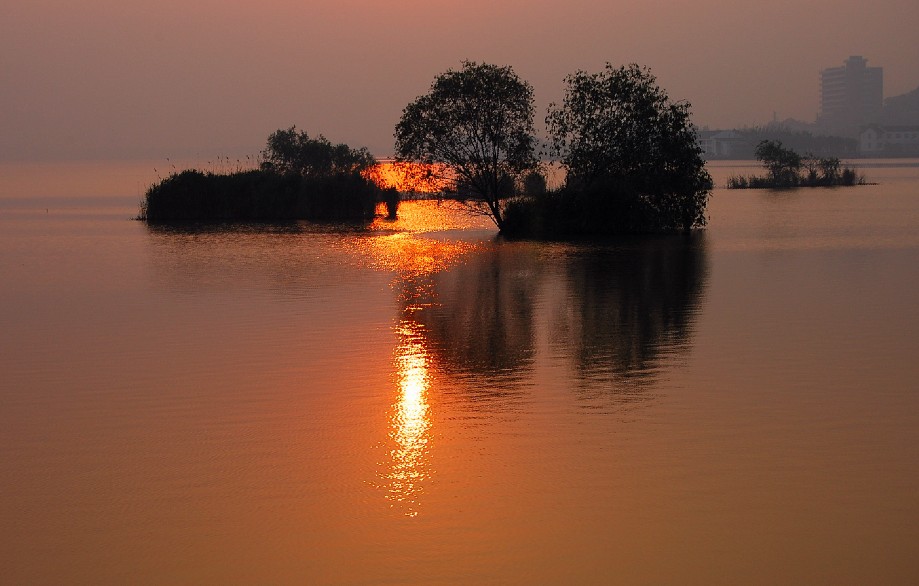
[139,127,398,223]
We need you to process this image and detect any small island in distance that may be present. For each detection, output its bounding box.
[727,139,866,189]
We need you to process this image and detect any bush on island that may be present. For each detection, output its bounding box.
[140,128,392,224]
[726,140,866,189]
[504,63,712,238]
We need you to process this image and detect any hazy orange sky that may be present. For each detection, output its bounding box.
[2,0,917,161]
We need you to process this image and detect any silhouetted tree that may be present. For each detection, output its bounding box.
[261,127,376,177]
[522,169,548,196]
[394,61,538,231]
[819,156,841,183]
[754,139,802,187]
[545,63,711,233]
[801,152,820,184]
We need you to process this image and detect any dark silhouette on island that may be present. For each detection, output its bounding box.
[139,128,398,224]
[728,140,865,189]
[395,62,712,238]
[141,61,714,237]
[394,61,538,233]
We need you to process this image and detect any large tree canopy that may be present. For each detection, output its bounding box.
[546,63,711,232]
[394,61,537,231]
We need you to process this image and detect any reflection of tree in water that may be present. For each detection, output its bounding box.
[403,245,538,405]
[380,242,536,515]
[399,235,708,408]
[552,235,708,402]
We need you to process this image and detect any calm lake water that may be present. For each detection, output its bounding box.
[2,160,918,584]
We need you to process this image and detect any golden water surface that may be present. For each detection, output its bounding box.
[1,160,918,583]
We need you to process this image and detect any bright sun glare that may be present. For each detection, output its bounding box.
[385,320,432,517]
[367,161,452,194]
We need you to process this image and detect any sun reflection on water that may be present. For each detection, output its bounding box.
[384,319,432,516]
[365,210,484,517]
[360,231,479,280]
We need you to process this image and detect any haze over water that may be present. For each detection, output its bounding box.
[1,160,918,583]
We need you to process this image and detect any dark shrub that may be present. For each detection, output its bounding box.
[542,63,712,237]
[295,173,378,221]
[141,169,381,224]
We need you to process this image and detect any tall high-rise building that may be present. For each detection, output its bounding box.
[819,56,883,137]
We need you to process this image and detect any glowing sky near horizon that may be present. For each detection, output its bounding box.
[2,0,917,160]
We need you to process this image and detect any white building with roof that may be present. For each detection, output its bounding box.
[859,125,919,155]
[698,130,747,159]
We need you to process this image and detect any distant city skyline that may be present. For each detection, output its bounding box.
[2,1,918,160]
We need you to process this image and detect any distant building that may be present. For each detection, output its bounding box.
[818,56,883,138]
[859,125,919,156]
[698,130,747,159]
[878,86,919,126]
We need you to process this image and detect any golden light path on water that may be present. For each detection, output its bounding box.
[385,320,432,516]
[360,214,482,517]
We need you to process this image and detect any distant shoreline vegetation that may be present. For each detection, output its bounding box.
[727,140,866,189]
[139,128,398,224]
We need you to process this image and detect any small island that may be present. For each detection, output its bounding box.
[139,128,398,224]
[727,139,865,189]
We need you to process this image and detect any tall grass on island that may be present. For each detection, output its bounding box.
[727,140,866,189]
[138,128,398,224]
